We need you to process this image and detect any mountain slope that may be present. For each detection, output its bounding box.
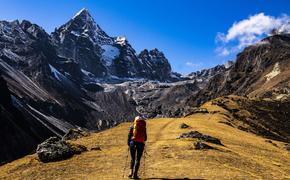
[188,34,290,106]
[0,75,62,164]
[1,97,289,179]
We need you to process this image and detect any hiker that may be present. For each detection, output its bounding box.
[127,116,147,179]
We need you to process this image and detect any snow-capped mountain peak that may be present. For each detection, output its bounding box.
[53,8,113,46]
[72,8,90,20]
[51,8,174,81]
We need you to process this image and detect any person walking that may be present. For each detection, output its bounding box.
[127,116,147,179]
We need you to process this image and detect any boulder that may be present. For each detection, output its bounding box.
[36,137,87,162]
[194,141,214,150]
[178,131,222,145]
[180,123,190,129]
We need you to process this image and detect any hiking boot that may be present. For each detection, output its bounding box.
[133,175,140,179]
[133,172,140,179]
[128,170,133,178]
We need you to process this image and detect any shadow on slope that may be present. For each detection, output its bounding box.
[203,95,290,143]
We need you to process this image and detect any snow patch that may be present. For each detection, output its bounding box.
[71,31,80,37]
[60,32,65,43]
[170,73,179,79]
[81,68,94,77]
[49,64,62,81]
[115,36,126,46]
[72,8,88,19]
[101,45,120,66]
[138,58,144,64]
[265,62,280,81]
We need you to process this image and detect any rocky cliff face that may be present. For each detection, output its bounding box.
[0,75,59,164]
[137,49,172,81]
[51,8,173,81]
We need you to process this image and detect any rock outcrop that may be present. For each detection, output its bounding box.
[36,137,87,163]
[178,131,222,145]
[180,123,190,129]
[193,141,215,150]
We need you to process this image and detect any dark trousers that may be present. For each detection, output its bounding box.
[130,141,145,174]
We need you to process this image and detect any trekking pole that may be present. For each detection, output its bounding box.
[122,146,130,179]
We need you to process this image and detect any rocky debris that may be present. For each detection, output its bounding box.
[193,141,215,150]
[36,137,87,163]
[91,146,102,151]
[131,81,201,118]
[178,131,222,145]
[180,123,190,129]
[62,128,90,141]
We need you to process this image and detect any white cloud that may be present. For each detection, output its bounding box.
[185,62,202,68]
[216,13,290,56]
[215,47,230,56]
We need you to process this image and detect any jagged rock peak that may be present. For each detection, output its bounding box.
[72,8,91,20]
[53,8,112,45]
[139,48,167,62]
[149,48,166,58]
[70,8,101,31]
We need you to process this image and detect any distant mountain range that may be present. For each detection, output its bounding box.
[0,9,289,164]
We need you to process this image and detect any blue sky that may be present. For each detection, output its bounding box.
[1,0,290,74]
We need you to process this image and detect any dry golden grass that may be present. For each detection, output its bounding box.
[0,110,289,179]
